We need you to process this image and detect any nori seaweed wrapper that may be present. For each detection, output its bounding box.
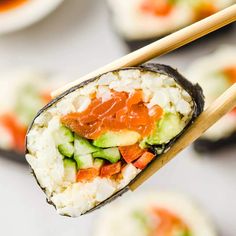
[0,149,26,165]
[194,132,236,154]
[26,63,205,216]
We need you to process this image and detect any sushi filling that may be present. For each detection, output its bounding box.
[99,204,191,236]
[133,208,191,236]
[26,69,194,217]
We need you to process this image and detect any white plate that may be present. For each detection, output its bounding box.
[0,0,64,34]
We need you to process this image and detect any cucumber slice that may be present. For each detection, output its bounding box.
[74,134,100,155]
[53,126,74,145]
[63,159,76,183]
[54,126,74,158]
[93,130,141,148]
[92,147,121,163]
[74,154,94,169]
[93,158,104,169]
[175,230,191,236]
[58,143,74,158]
[132,210,149,232]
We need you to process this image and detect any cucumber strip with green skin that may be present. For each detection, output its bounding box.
[92,147,121,163]
[93,130,141,148]
[74,154,94,169]
[74,135,100,155]
[175,230,192,236]
[94,158,105,169]
[55,126,74,158]
[63,159,77,182]
[54,126,74,145]
[58,143,74,158]
[132,210,150,230]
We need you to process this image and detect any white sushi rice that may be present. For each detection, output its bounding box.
[50,164,140,217]
[94,191,217,236]
[26,69,194,217]
[186,46,236,140]
[107,0,234,40]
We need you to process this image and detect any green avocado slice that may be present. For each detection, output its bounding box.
[93,130,141,148]
[145,112,185,145]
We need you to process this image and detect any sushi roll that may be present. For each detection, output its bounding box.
[107,0,235,51]
[0,69,66,163]
[26,63,204,217]
[186,46,236,153]
[94,191,217,236]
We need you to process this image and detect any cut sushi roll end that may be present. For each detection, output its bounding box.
[94,191,217,236]
[107,0,234,41]
[186,46,236,153]
[26,64,204,217]
[0,69,66,163]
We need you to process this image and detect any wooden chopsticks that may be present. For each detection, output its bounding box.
[52,4,236,98]
[51,5,236,190]
[130,83,236,190]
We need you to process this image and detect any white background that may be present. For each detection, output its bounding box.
[0,1,235,235]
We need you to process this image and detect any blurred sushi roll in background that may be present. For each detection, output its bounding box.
[107,0,235,51]
[186,46,236,153]
[0,69,66,163]
[94,191,217,236]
